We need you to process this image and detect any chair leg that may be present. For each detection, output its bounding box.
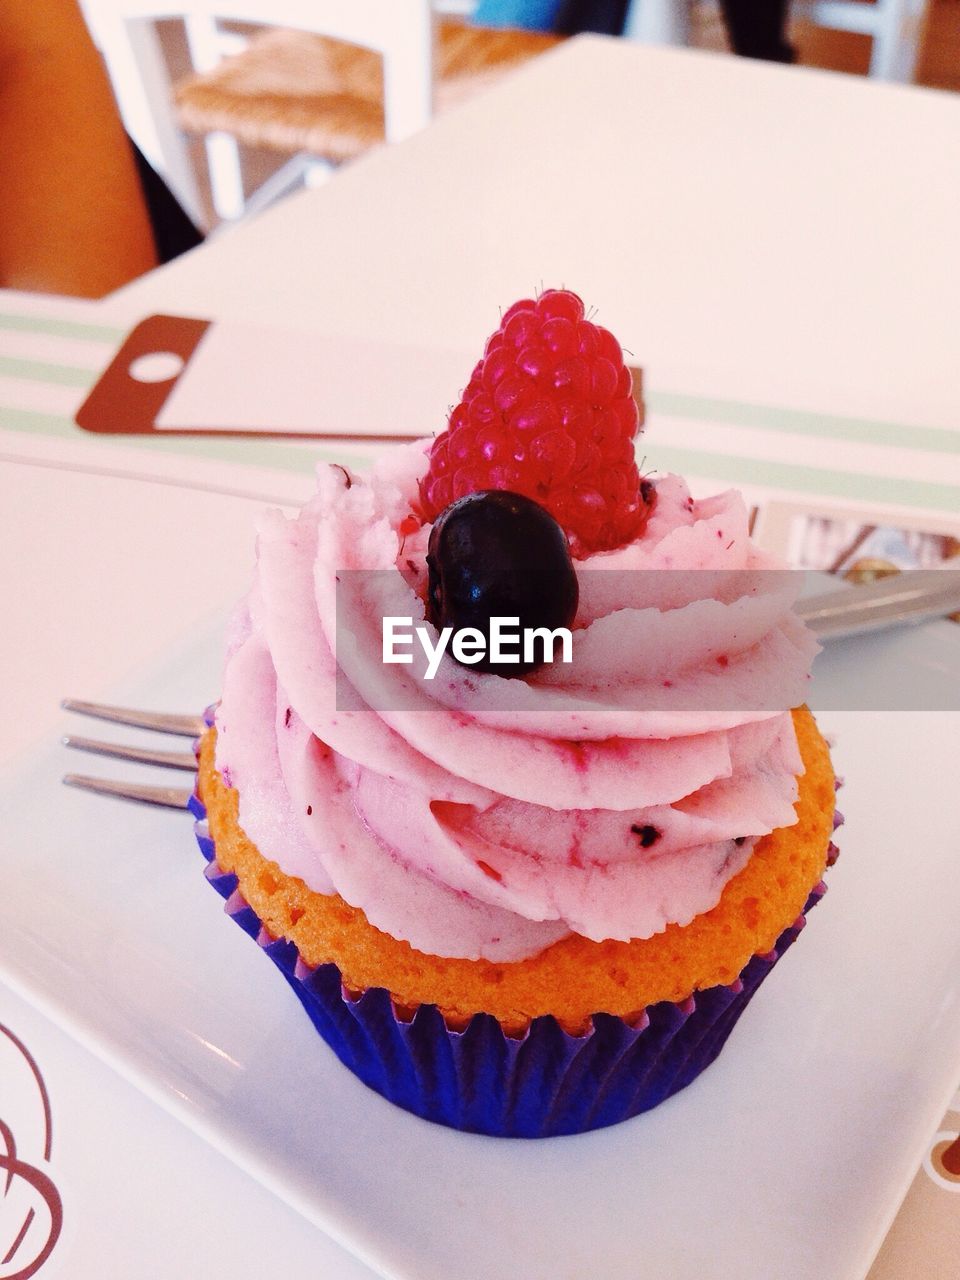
[869,0,925,80]
[237,154,315,221]
[304,160,336,190]
[91,16,204,228]
[623,0,693,45]
[205,131,246,222]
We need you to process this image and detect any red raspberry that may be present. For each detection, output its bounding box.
[419,289,649,557]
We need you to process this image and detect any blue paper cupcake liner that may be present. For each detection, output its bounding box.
[189,782,829,1138]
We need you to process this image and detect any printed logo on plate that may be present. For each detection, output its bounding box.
[922,1086,960,1193]
[0,1025,63,1278]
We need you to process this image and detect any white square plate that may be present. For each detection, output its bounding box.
[2,615,959,1280]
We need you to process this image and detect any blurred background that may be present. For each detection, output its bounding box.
[77,0,960,235]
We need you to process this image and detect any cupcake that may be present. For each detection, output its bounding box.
[192,289,837,1137]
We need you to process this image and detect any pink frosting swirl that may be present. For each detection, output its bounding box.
[215,443,818,962]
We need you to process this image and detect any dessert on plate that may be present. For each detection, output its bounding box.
[192,289,838,1137]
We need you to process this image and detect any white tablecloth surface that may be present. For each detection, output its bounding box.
[3,35,960,1278]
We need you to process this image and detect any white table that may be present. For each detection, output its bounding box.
[120,37,960,434]
[3,37,959,1280]
[0,340,380,1279]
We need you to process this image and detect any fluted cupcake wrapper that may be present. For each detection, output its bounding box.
[190,786,827,1138]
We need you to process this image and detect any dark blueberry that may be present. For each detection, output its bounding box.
[426,490,578,676]
[631,823,661,848]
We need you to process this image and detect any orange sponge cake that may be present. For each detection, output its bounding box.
[199,707,833,1036]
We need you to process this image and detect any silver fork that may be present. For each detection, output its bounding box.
[61,699,205,809]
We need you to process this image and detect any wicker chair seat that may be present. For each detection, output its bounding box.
[175,19,562,163]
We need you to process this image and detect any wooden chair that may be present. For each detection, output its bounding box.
[790,0,928,79]
[624,0,928,81]
[81,1,560,224]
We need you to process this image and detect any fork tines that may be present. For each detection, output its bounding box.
[62,774,195,809]
[62,734,197,771]
[61,699,203,810]
[61,699,204,737]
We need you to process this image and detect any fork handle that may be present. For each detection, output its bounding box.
[798,569,960,640]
